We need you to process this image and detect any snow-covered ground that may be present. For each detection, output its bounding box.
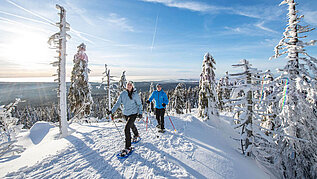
[0,111,272,178]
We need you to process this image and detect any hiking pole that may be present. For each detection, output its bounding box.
[166,110,177,132]
[109,114,124,140]
[147,110,159,138]
[142,104,159,138]
[146,107,149,131]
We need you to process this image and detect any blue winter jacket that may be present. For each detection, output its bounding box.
[111,89,143,116]
[148,90,169,109]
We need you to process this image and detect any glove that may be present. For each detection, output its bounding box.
[137,114,143,119]
[106,109,112,115]
[146,100,150,104]
[162,103,166,107]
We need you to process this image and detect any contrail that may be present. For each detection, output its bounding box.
[0,10,53,27]
[0,16,53,34]
[150,12,159,52]
[6,0,56,25]
[5,0,113,45]
[70,28,95,45]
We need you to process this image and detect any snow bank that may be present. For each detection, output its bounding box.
[29,121,54,145]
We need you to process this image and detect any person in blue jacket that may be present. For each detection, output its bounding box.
[147,84,169,132]
[107,81,142,156]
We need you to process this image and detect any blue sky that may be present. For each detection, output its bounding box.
[0,0,316,82]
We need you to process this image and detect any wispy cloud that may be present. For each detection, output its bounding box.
[141,0,284,22]
[223,21,278,36]
[255,21,278,33]
[100,13,135,32]
[303,11,317,25]
[141,0,229,13]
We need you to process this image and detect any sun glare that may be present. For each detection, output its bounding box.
[2,29,54,70]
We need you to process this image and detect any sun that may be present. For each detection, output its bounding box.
[3,30,55,67]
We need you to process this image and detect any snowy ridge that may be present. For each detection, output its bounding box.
[1,112,270,178]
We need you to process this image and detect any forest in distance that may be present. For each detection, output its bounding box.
[0,81,198,107]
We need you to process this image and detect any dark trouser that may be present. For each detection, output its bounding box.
[155,108,165,129]
[124,114,139,149]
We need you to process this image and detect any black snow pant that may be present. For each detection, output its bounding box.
[155,108,165,129]
[124,114,139,149]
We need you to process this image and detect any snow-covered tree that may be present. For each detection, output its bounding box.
[198,52,218,119]
[171,83,186,114]
[217,72,233,112]
[48,5,70,137]
[111,71,127,119]
[68,43,93,121]
[186,86,194,113]
[228,59,274,158]
[269,0,317,178]
[0,99,24,157]
[118,71,127,92]
[149,82,155,114]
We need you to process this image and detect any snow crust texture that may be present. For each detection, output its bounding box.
[1,113,269,179]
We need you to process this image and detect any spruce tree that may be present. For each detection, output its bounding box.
[270,0,317,178]
[198,52,218,119]
[68,43,93,120]
[111,71,126,119]
[228,60,274,158]
[171,83,186,114]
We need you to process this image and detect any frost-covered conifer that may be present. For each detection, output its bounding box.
[68,43,93,120]
[149,82,155,114]
[217,78,225,111]
[0,99,24,157]
[171,83,186,114]
[198,52,218,119]
[118,71,127,92]
[228,60,273,158]
[111,71,127,119]
[270,0,317,178]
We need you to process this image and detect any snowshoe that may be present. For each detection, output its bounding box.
[158,129,165,133]
[132,136,141,144]
[156,124,160,129]
[116,147,133,159]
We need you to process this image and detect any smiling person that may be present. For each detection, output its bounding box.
[107,81,142,157]
[147,84,169,133]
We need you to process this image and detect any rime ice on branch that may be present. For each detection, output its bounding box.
[48,4,70,137]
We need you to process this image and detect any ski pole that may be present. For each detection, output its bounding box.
[110,114,124,140]
[166,110,176,132]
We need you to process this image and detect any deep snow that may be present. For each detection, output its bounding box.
[0,111,272,178]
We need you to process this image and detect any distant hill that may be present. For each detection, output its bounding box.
[0,81,198,107]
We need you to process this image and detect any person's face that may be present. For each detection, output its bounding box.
[157,85,162,91]
[126,83,133,91]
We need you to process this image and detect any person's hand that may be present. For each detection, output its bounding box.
[106,109,112,115]
[162,103,166,107]
[146,100,150,104]
[137,114,143,119]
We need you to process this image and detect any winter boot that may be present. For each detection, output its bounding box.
[120,147,133,157]
[132,136,140,143]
